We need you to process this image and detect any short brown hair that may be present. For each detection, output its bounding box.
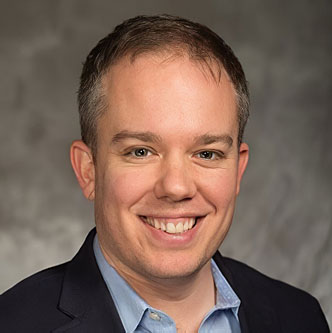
[78,15,249,156]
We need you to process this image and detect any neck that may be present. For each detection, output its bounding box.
[102,248,216,331]
[133,262,216,331]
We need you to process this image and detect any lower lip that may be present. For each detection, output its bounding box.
[140,217,204,247]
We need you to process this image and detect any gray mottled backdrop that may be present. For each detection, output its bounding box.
[1,0,331,325]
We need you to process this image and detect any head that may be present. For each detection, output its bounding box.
[71,15,249,283]
[78,15,249,159]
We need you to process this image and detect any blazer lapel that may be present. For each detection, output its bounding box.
[53,229,125,333]
[213,252,282,333]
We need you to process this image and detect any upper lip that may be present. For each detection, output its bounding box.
[139,214,206,219]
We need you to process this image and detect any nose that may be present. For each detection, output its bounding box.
[153,156,197,202]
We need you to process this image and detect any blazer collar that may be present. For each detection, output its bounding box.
[213,252,281,333]
[53,228,125,333]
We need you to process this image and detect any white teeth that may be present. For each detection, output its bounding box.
[176,223,184,233]
[143,217,198,234]
[154,219,161,230]
[166,223,176,233]
[189,218,195,229]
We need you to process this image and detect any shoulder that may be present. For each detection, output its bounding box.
[216,254,329,331]
[0,263,71,330]
[221,255,317,302]
[1,262,67,302]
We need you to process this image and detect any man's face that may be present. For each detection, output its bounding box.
[93,54,248,281]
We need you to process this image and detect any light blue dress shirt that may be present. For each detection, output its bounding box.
[94,235,241,332]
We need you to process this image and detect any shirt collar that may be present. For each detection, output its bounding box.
[93,234,241,332]
[93,235,148,332]
[211,258,241,319]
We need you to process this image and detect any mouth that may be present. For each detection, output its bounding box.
[140,216,201,234]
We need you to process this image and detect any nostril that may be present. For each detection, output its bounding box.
[154,176,197,202]
[153,160,197,200]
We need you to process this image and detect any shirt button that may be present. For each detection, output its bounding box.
[149,312,161,321]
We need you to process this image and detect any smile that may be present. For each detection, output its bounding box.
[140,216,199,234]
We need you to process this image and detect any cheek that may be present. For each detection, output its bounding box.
[104,167,154,207]
[198,170,238,208]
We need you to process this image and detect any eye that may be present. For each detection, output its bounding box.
[199,151,214,159]
[127,147,152,158]
[196,150,224,160]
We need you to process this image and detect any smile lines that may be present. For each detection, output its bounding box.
[141,217,197,234]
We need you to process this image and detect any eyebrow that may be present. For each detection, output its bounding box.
[111,130,162,144]
[194,134,233,147]
[111,130,233,147]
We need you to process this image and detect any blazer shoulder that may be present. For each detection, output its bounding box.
[219,255,330,332]
[1,262,67,299]
[222,256,317,300]
[0,262,71,330]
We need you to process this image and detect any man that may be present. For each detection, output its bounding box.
[0,15,329,332]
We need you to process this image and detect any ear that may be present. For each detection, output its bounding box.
[70,140,95,201]
[236,142,249,195]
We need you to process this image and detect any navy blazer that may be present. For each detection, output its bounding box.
[0,229,329,332]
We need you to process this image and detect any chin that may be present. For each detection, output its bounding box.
[137,253,209,281]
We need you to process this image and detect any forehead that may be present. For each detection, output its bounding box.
[108,50,227,86]
[99,53,238,139]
